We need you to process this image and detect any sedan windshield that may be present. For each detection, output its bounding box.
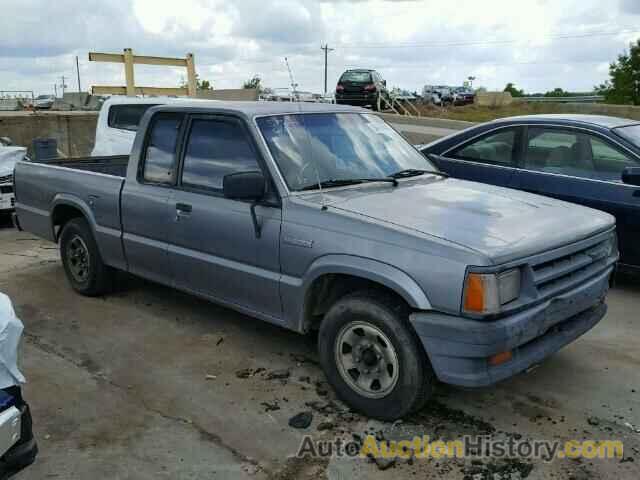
[613,124,640,147]
[256,113,437,191]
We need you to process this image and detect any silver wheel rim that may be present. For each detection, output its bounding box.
[66,235,90,283]
[334,321,399,399]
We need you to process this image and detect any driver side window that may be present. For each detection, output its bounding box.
[451,128,517,166]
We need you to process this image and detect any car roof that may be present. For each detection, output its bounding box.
[101,96,220,107]
[493,114,639,129]
[152,100,366,117]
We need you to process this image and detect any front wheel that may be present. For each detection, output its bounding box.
[59,218,114,296]
[318,291,434,420]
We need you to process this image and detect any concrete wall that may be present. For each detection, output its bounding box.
[475,91,513,107]
[0,111,98,157]
[197,88,259,101]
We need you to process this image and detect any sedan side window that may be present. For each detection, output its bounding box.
[142,114,183,184]
[450,129,517,166]
[181,119,261,192]
[588,136,639,182]
[524,128,593,178]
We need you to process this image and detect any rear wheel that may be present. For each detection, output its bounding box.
[60,218,114,296]
[318,290,434,420]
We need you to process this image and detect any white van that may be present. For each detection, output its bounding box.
[91,97,217,156]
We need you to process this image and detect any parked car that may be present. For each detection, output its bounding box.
[422,86,454,106]
[262,88,295,102]
[452,87,475,106]
[421,114,640,273]
[0,293,37,477]
[335,69,387,110]
[33,95,55,110]
[14,102,617,420]
[91,96,217,156]
[0,140,26,214]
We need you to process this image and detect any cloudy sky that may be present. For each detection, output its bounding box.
[2,0,640,97]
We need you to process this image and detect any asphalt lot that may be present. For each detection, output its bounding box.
[0,215,638,479]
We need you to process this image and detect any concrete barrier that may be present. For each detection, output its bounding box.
[0,111,98,157]
[197,88,259,101]
[475,92,513,107]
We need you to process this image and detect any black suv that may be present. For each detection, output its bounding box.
[335,69,386,110]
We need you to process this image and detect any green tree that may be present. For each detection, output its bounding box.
[180,74,213,90]
[544,88,566,97]
[243,75,262,91]
[596,39,640,105]
[503,82,524,97]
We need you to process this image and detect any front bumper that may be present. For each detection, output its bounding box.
[410,266,613,387]
[0,190,14,212]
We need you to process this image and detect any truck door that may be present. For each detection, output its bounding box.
[167,115,283,321]
[120,112,185,285]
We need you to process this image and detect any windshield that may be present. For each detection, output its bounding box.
[256,113,436,191]
[613,124,640,147]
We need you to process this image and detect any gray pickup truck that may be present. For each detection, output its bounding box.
[13,102,618,420]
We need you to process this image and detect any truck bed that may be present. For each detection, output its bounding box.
[14,155,128,270]
[42,155,129,177]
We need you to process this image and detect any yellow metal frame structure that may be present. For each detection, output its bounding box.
[89,48,197,97]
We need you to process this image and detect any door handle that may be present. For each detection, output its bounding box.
[175,203,192,221]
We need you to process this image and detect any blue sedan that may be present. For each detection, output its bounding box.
[420,114,640,272]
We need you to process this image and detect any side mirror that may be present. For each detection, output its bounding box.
[622,166,640,186]
[382,80,387,86]
[223,171,266,200]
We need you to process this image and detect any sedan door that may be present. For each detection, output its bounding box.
[431,126,522,188]
[511,126,640,268]
[167,115,283,321]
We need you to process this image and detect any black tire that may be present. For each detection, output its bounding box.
[59,217,114,296]
[318,290,435,420]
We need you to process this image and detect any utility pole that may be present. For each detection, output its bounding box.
[321,44,334,95]
[54,84,57,98]
[60,75,67,97]
[76,56,82,93]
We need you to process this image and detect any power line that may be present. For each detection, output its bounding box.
[335,28,640,49]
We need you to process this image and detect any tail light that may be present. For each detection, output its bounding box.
[336,84,345,92]
[364,84,377,92]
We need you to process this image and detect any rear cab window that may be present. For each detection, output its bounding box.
[108,104,159,131]
[141,113,184,184]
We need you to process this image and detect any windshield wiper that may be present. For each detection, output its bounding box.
[298,177,398,191]
[389,168,449,179]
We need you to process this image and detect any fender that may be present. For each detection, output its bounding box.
[282,254,432,333]
[50,193,98,240]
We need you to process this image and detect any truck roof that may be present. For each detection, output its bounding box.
[151,100,366,117]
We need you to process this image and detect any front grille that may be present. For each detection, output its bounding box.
[530,237,612,297]
[0,185,14,194]
[0,174,12,184]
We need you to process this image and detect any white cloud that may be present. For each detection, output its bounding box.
[1,0,639,96]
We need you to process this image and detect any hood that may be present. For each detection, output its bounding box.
[0,146,26,178]
[300,176,615,264]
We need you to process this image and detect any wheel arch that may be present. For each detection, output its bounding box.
[299,255,431,333]
[50,195,96,241]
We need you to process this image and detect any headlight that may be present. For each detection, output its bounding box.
[463,269,521,316]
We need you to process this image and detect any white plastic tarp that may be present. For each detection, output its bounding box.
[0,293,26,389]
[0,146,26,178]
